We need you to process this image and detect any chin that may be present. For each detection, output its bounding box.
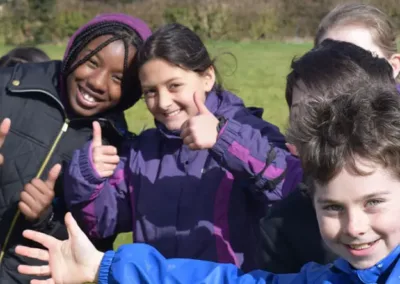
[162,121,184,131]
[349,259,377,270]
[71,103,97,117]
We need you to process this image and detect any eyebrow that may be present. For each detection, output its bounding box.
[141,77,182,88]
[83,48,101,59]
[316,191,391,204]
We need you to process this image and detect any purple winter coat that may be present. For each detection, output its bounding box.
[64,90,302,271]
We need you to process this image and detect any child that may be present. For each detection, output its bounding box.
[15,54,400,284]
[315,3,400,82]
[259,40,399,273]
[0,46,50,67]
[260,3,400,272]
[0,13,151,283]
[63,23,296,272]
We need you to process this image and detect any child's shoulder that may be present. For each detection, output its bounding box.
[298,262,344,283]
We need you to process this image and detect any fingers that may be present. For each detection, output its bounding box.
[92,146,119,159]
[17,264,50,277]
[285,143,298,156]
[0,118,11,148]
[92,145,120,177]
[19,179,55,220]
[45,164,61,189]
[92,121,103,147]
[15,245,49,262]
[65,212,84,238]
[0,118,11,166]
[92,155,120,168]
[31,280,54,284]
[20,184,45,214]
[193,92,209,115]
[19,201,40,220]
[21,230,57,250]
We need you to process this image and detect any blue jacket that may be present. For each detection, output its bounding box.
[98,244,400,283]
[64,90,302,271]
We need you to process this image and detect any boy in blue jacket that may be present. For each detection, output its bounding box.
[12,48,400,283]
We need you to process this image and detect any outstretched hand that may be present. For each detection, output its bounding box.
[16,213,104,284]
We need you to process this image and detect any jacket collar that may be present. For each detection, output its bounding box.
[5,61,127,138]
[333,245,400,283]
[6,60,62,103]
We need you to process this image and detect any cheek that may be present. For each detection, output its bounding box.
[66,75,76,97]
[109,85,122,104]
[144,98,156,113]
[316,213,340,241]
[371,208,400,236]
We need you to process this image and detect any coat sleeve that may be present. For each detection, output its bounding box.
[210,118,297,202]
[63,140,134,239]
[98,244,305,284]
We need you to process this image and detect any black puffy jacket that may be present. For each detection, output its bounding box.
[0,61,133,283]
[258,185,338,273]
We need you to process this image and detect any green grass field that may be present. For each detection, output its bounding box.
[0,41,313,248]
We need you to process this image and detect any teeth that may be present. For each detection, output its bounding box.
[165,110,180,117]
[83,92,95,103]
[348,242,374,250]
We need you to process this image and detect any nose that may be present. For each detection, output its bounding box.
[87,69,108,94]
[343,209,370,237]
[157,89,173,109]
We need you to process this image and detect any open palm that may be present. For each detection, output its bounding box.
[16,213,104,284]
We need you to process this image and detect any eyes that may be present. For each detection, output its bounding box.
[322,199,385,213]
[142,83,183,98]
[85,58,122,84]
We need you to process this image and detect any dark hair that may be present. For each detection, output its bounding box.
[134,23,221,96]
[287,86,400,189]
[0,46,50,67]
[285,39,395,114]
[62,21,143,76]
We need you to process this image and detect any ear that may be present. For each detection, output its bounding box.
[202,66,216,92]
[388,53,400,79]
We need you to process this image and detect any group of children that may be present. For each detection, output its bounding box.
[0,2,400,284]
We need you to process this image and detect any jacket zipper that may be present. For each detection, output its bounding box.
[0,88,69,263]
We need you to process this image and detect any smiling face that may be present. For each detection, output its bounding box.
[139,58,215,131]
[313,158,400,269]
[66,35,136,117]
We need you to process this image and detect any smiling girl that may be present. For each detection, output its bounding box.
[64,23,298,271]
[0,13,151,283]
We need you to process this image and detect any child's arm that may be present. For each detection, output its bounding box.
[210,118,293,201]
[99,243,304,284]
[64,140,133,239]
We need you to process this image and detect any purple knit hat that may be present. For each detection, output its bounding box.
[63,13,151,61]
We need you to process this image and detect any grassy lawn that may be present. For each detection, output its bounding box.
[0,41,313,248]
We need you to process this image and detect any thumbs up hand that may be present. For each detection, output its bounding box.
[0,118,11,166]
[180,92,219,150]
[91,121,120,178]
[19,164,62,221]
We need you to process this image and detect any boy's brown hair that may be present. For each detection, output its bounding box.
[287,85,400,188]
